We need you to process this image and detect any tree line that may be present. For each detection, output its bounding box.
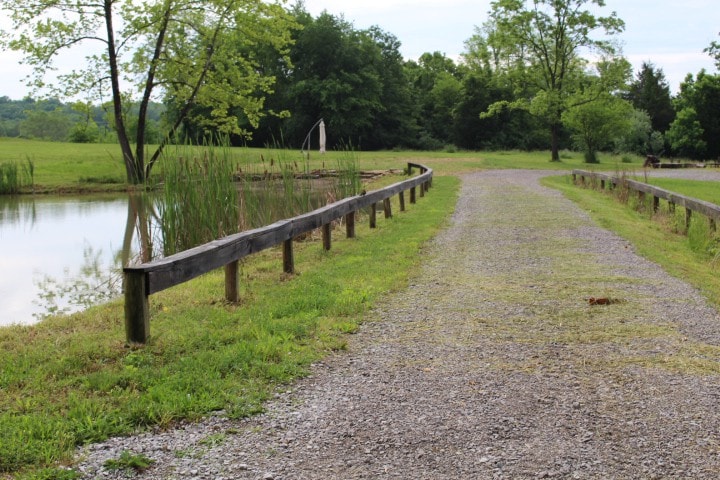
[1,0,719,185]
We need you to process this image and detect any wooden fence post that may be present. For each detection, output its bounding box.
[322,223,332,250]
[346,211,356,238]
[283,239,294,274]
[124,271,150,344]
[399,191,406,212]
[383,198,392,218]
[369,203,377,228]
[410,186,416,204]
[419,183,425,198]
[652,196,660,213]
[685,208,692,230]
[225,261,239,303]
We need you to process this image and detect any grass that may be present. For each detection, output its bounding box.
[0,175,459,478]
[543,174,720,307]
[159,142,240,255]
[0,138,652,193]
[642,177,720,205]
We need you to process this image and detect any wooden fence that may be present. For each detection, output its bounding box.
[572,169,720,232]
[124,163,433,344]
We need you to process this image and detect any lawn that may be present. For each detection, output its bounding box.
[0,137,647,192]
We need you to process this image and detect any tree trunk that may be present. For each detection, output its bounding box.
[104,0,142,184]
[550,123,561,162]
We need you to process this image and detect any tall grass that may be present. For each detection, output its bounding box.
[238,146,360,230]
[158,142,239,255]
[334,144,362,199]
[0,159,34,194]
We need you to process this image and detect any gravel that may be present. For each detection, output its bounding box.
[74,169,720,479]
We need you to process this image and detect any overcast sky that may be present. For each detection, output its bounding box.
[0,0,718,99]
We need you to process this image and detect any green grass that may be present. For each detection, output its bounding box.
[0,137,650,193]
[0,176,459,478]
[642,177,720,205]
[544,174,720,307]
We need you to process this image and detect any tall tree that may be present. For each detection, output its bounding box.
[625,62,675,133]
[0,0,296,184]
[669,71,720,160]
[485,0,625,160]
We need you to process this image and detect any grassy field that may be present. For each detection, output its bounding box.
[642,177,720,205]
[0,137,647,192]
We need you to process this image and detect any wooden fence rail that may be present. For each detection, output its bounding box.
[124,163,433,344]
[572,169,720,231]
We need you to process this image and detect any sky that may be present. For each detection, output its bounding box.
[0,0,718,99]
[300,0,719,93]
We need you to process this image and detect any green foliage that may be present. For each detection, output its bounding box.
[0,0,298,184]
[159,141,240,255]
[669,71,720,160]
[666,107,707,159]
[562,95,634,162]
[624,62,676,133]
[0,159,34,193]
[612,108,653,155]
[103,451,155,473]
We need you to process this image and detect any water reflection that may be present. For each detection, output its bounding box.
[0,193,161,326]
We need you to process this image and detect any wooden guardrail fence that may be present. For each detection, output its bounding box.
[124,163,433,344]
[572,169,720,232]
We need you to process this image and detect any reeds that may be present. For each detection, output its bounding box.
[0,159,34,194]
[334,144,362,199]
[158,140,361,256]
[159,141,239,255]
[238,150,316,230]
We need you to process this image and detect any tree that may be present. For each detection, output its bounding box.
[704,34,720,70]
[255,10,387,149]
[666,107,707,160]
[68,101,100,143]
[405,52,464,149]
[0,0,296,184]
[485,0,625,161]
[19,108,72,141]
[670,71,720,159]
[625,62,675,132]
[562,95,632,162]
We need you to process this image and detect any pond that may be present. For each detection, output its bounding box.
[0,178,345,327]
[0,194,151,326]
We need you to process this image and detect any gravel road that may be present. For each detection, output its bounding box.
[75,169,720,479]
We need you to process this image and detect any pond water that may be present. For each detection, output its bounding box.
[0,194,149,326]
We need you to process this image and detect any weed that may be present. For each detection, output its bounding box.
[103,451,155,473]
[198,432,227,448]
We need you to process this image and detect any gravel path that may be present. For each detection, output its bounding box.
[75,169,720,479]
